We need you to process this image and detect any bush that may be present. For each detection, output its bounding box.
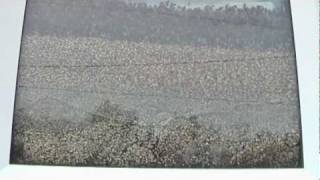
[11,100,302,167]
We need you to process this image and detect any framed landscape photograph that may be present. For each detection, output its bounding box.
[0,0,318,179]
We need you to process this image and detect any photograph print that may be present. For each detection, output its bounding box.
[10,0,302,168]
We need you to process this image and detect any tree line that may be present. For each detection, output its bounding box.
[24,0,294,49]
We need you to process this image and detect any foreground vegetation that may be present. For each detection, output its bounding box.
[11,100,301,168]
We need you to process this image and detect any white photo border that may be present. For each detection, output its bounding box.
[0,0,318,179]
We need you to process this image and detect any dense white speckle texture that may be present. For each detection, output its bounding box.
[11,35,301,167]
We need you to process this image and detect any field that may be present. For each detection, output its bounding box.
[11,35,302,167]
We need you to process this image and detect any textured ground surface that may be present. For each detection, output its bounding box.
[11,35,302,167]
